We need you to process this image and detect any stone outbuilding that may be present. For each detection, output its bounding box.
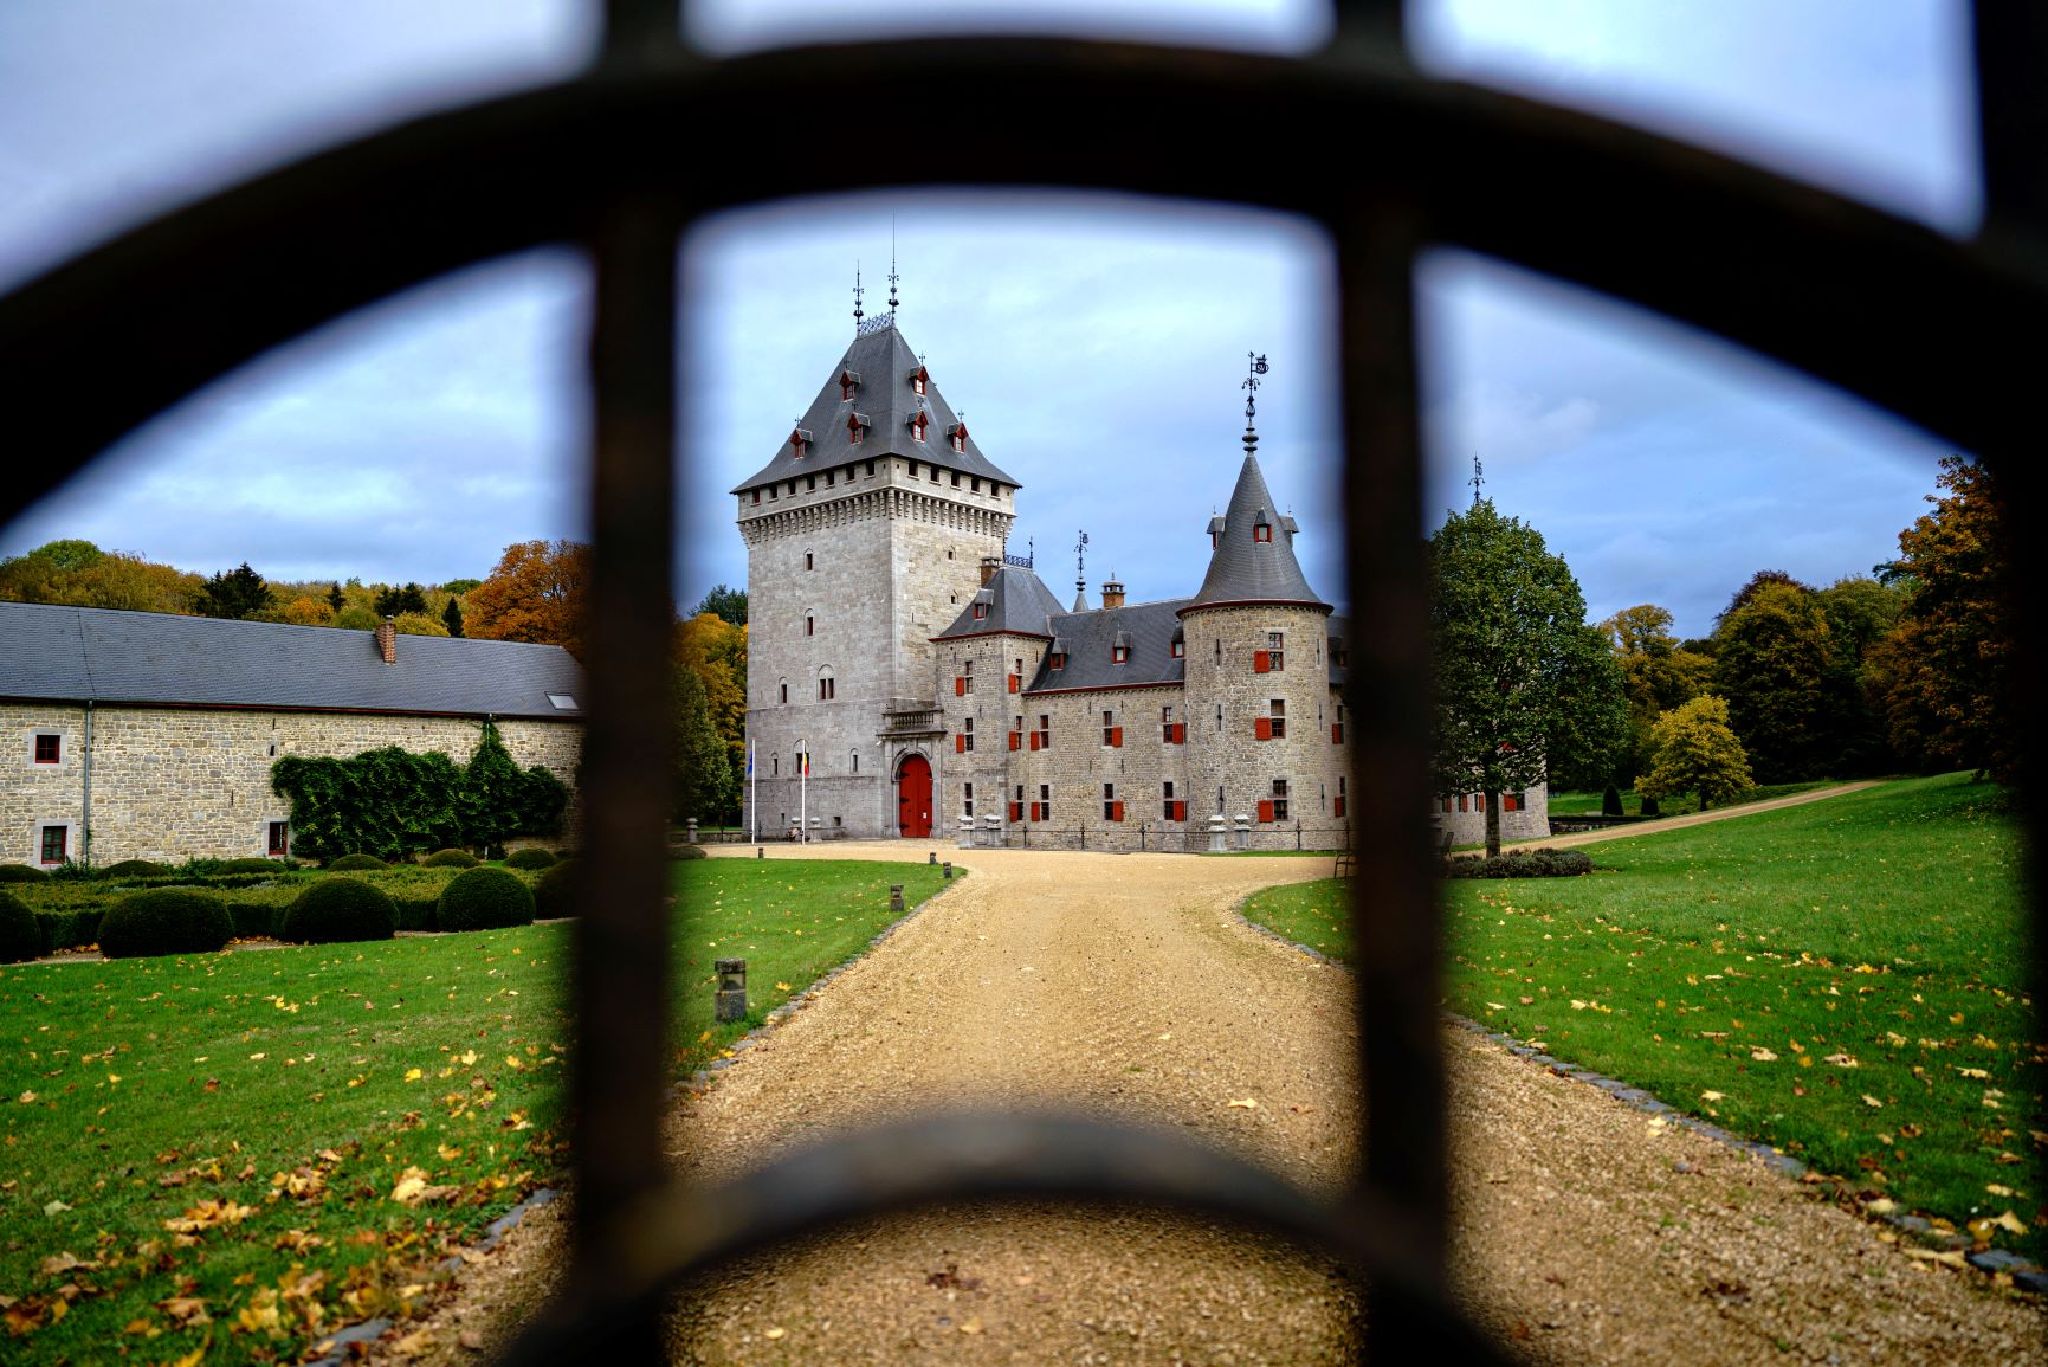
[0,603,582,867]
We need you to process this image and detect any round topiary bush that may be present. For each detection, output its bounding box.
[0,890,41,964]
[278,878,397,944]
[504,848,556,872]
[103,859,174,880]
[327,853,387,872]
[97,889,233,958]
[0,864,50,884]
[673,845,707,861]
[532,859,580,921]
[437,867,534,931]
[424,849,478,869]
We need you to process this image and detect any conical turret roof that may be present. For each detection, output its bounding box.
[1185,455,1325,610]
[730,320,1019,494]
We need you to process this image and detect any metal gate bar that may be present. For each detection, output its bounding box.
[0,4,2040,1361]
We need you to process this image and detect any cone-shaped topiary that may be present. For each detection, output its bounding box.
[424,848,479,869]
[279,878,397,944]
[532,859,580,920]
[0,864,50,883]
[504,848,556,871]
[437,867,534,931]
[98,889,233,958]
[327,853,387,872]
[103,859,175,879]
[0,890,40,963]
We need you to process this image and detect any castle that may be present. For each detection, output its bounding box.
[735,309,1547,849]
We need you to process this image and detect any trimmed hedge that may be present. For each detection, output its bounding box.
[424,849,479,869]
[437,867,533,931]
[279,879,397,944]
[392,893,440,932]
[36,907,104,954]
[0,891,40,963]
[216,857,287,875]
[504,848,556,871]
[673,845,707,861]
[327,853,387,872]
[98,890,234,958]
[103,859,175,880]
[1443,848,1595,879]
[228,903,277,940]
[0,864,50,884]
[532,859,580,921]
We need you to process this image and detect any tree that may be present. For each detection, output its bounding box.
[393,611,449,637]
[441,596,465,637]
[326,583,346,614]
[1601,604,1712,786]
[194,562,274,620]
[693,583,748,626]
[673,667,739,823]
[1430,499,1627,856]
[675,611,748,783]
[466,540,589,656]
[279,595,331,626]
[1814,576,1907,775]
[1639,695,1753,811]
[1864,456,2015,780]
[1711,576,1831,783]
[374,581,429,617]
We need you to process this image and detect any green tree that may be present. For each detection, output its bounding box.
[326,582,346,614]
[194,562,274,619]
[1710,575,1831,783]
[674,667,739,824]
[374,581,429,617]
[1601,603,1713,786]
[441,595,466,637]
[1639,695,1753,811]
[1864,456,2015,781]
[1430,499,1626,856]
[1814,575,1907,774]
[693,583,748,626]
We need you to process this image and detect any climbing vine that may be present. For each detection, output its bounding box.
[270,723,569,862]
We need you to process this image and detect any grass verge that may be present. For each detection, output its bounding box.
[1240,774,2041,1263]
[0,858,949,1360]
[1547,778,1838,818]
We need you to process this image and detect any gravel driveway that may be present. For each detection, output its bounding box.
[380,840,2044,1364]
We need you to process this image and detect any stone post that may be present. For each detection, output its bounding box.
[889,883,905,912]
[928,850,937,865]
[958,814,975,847]
[982,813,1001,848]
[942,861,952,880]
[714,958,747,1024]
[1207,813,1229,853]
[1233,813,1251,851]
[755,846,764,860]
[686,818,698,845]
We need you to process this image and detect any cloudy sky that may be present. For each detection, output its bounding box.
[0,1,1975,637]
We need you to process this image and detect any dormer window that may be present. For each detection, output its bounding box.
[1111,630,1131,665]
[839,368,861,400]
[947,422,968,454]
[972,602,989,621]
[1049,652,1066,670]
[910,411,930,443]
[789,427,812,459]
[909,365,929,396]
[1254,520,1274,544]
[847,411,870,445]
[1170,632,1185,659]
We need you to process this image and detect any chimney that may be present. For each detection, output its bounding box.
[1101,576,1126,610]
[375,615,397,665]
[980,555,1001,586]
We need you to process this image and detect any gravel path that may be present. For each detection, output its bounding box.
[379,836,2043,1364]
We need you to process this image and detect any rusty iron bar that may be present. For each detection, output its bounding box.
[572,195,680,1364]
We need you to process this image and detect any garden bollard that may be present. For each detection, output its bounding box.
[889,883,905,912]
[942,862,952,880]
[928,850,937,865]
[686,818,698,845]
[756,846,764,859]
[714,958,747,1024]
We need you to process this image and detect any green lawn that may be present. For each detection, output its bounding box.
[1546,778,1838,818]
[1241,774,2041,1261]
[0,858,949,1360]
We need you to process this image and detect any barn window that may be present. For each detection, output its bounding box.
[31,733,60,765]
[38,825,66,865]
[267,821,290,857]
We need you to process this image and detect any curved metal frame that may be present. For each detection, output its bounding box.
[0,9,2039,1363]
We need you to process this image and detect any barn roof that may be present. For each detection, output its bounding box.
[0,602,584,719]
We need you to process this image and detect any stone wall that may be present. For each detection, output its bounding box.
[0,702,580,866]
[1430,783,1552,847]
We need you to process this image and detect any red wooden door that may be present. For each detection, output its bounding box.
[897,753,932,838]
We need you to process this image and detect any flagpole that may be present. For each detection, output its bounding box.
[799,739,807,845]
[748,737,756,846]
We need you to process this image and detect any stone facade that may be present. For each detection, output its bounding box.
[1,703,580,867]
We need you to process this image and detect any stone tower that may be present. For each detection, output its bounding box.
[1177,454,1335,829]
[735,315,1018,839]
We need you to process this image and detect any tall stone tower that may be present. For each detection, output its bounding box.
[734,312,1018,838]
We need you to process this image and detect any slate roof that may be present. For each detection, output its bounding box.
[731,320,1020,494]
[1025,598,1191,693]
[1186,455,1327,609]
[0,603,584,720]
[934,563,1066,640]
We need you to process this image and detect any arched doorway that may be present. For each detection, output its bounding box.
[896,753,932,838]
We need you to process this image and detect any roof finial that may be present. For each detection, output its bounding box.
[1074,529,1090,603]
[1242,351,1269,457]
[1470,451,1485,505]
[888,220,900,313]
[852,261,864,328]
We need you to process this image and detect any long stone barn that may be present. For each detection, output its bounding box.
[0,602,582,868]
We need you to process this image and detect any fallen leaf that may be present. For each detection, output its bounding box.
[1862,1095,1884,1109]
[960,1316,984,1335]
[42,1199,70,1217]
[16,1090,35,1105]
[1750,1048,1778,1062]
[1823,1053,1858,1068]
[404,1068,423,1083]
[1700,1090,1725,1103]
[763,1327,786,1341]
[1903,1248,1967,1267]
[1225,1098,1258,1109]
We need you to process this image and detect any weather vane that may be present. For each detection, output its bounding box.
[852,262,864,327]
[1470,452,1485,504]
[888,221,900,313]
[1074,529,1090,601]
[1242,351,1269,456]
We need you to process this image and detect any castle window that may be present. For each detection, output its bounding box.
[806,475,816,491]
[963,782,974,817]
[910,365,928,396]
[948,423,967,453]
[39,824,66,865]
[852,752,859,774]
[865,459,875,477]
[751,489,761,506]
[768,486,777,501]
[818,676,836,700]
[779,680,788,704]
[825,469,835,487]
[790,428,812,459]
[972,602,988,621]
[773,756,779,776]
[1335,776,1347,819]
[1262,778,1288,823]
[1048,651,1066,671]
[1215,703,1223,732]
[1254,631,1286,672]
[963,718,975,752]
[1040,784,1052,819]
[1103,784,1124,822]
[911,412,929,443]
[787,479,796,495]
[1503,790,1524,813]
[1111,643,1129,664]
[267,821,290,857]
[971,478,981,494]
[950,471,961,487]
[964,659,974,691]
[1171,636,1184,659]
[31,733,60,766]
[1214,637,1222,664]
[1162,781,1184,822]
[1269,699,1286,739]
[804,615,814,637]
[847,411,870,444]
[1332,703,1345,744]
[1034,714,1051,750]
[804,551,814,571]
[1101,710,1122,748]
[840,369,861,399]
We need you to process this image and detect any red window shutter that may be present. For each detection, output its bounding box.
[1172,722,1185,744]
[1109,727,1123,748]
[1008,731,1020,751]
[1173,800,1187,821]
[1030,802,1043,821]
[1009,801,1022,822]
[1110,801,1125,822]
[1254,717,1272,741]
[1333,797,1346,818]
[1332,723,1344,743]
[1253,650,1270,673]
[1257,800,1275,824]
[955,734,966,754]
[1029,732,1041,751]
[954,677,966,696]
[1008,674,1020,693]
